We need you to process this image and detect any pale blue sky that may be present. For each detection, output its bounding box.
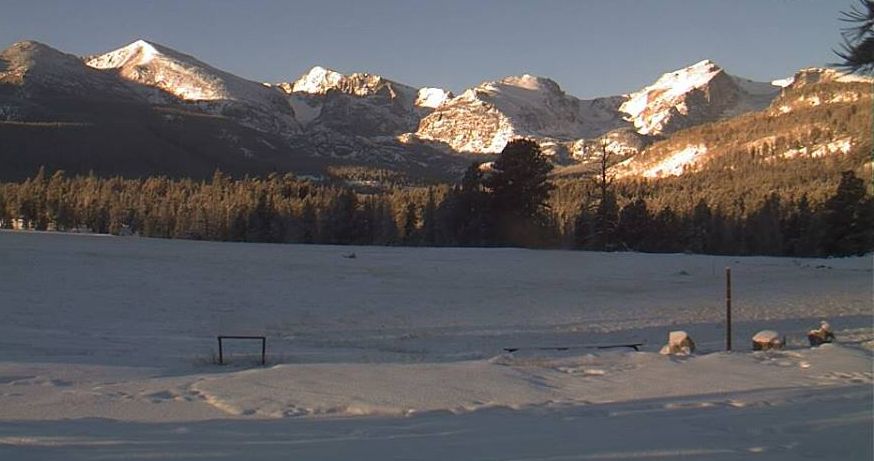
[0,0,855,98]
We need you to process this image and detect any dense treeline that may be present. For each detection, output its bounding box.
[552,146,873,257]
[1,141,871,256]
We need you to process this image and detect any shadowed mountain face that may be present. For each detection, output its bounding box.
[0,42,319,181]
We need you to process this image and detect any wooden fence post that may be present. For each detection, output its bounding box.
[726,267,732,351]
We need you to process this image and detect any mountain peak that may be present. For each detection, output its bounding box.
[619,59,731,135]
[82,39,299,134]
[290,66,347,94]
[498,74,560,91]
[690,59,720,69]
[7,40,55,51]
[86,39,193,70]
[2,40,70,61]
[656,59,724,86]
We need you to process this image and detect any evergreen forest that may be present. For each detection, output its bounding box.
[1,139,871,257]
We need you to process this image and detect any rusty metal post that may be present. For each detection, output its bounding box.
[726,267,732,351]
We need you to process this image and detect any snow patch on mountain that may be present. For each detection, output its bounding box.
[416,87,452,109]
[616,144,709,178]
[287,94,322,125]
[771,76,796,87]
[781,137,853,159]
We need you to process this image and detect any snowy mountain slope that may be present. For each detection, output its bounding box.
[612,69,872,178]
[412,61,781,159]
[414,75,628,155]
[619,59,781,135]
[0,41,139,101]
[86,40,299,135]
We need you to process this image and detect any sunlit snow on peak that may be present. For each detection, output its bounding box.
[416,87,452,108]
[291,66,346,94]
[87,39,161,69]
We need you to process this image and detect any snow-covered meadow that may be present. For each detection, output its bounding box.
[0,231,871,460]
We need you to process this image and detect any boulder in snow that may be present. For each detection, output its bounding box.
[659,330,695,355]
[752,330,784,351]
[808,320,835,347]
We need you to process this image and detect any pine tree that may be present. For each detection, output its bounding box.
[823,170,872,255]
[484,139,554,246]
[617,198,650,251]
[422,188,437,245]
[402,201,418,245]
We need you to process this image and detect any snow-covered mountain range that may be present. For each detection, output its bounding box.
[1,38,869,181]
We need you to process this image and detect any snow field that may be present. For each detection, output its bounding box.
[0,231,871,459]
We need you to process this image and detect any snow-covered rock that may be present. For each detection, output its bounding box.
[660,330,696,355]
[808,320,836,347]
[752,330,784,351]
